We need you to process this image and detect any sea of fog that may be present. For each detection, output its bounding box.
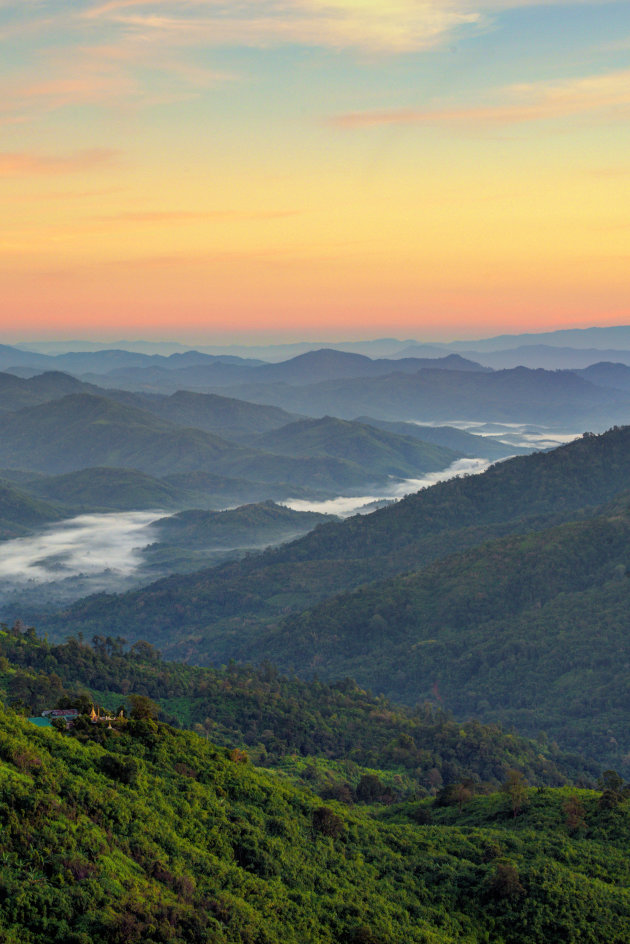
[413,421,581,451]
[0,511,167,618]
[0,511,164,584]
[281,457,489,516]
[0,456,490,614]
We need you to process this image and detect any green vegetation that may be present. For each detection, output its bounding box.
[145,389,298,442]
[0,626,590,794]
[259,507,630,769]
[0,390,458,493]
[142,502,337,573]
[0,482,63,540]
[22,467,184,512]
[255,416,459,476]
[0,699,628,943]
[50,425,630,665]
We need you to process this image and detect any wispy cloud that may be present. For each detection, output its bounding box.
[79,0,628,54]
[332,68,630,128]
[91,209,301,223]
[0,149,119,176]
[81,0,481,54]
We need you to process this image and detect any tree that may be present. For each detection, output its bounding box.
[488,860,525,900]
[501,769,528,817]
[312,806,344,838]
[563,793,586,831]
[127,694,159,721]
[598,770,627,810]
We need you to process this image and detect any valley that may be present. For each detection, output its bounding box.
[1,330,630,942]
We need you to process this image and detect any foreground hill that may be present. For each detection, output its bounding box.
[0,701,628,943]
[0,626,587,790]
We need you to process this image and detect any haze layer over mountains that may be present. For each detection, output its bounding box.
[3,324,630,771]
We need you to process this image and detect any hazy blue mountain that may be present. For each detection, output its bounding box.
[255,416,460,474]
[0,480,63,539]
[0,346,265,375]
[206,366,630,426]
[455,346,630,370]
[0,370,99,412]
[572,362,630,392]
[354,417,529,460]
[142,389,300,442]
[78,350,488,394]
[437,323,630,352]
[0,344,52,370]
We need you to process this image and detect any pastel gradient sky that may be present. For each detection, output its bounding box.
[2,0,630,343]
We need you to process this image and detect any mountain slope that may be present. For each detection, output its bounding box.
[0,393,452,493]
[256,416,460,474]
[143,389,299,442]
[21,466,184,511]
[354,416,530,460]
[150,501,335,548]
[257,506,630,767]
[215,366,630,425]
[0,627,586,789]
[0,393,250,476]
[0,481,63,539]
[0,703,628,943]
[48,425,630,664]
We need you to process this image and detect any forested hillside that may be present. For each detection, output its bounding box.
[258,506,630,768]
[49,426,630,662]
[0,626,589,793]
[0,700,629,943]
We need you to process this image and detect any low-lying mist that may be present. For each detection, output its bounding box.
[0,458,491,618]
[281,457,490,516]
[0,511,164,583]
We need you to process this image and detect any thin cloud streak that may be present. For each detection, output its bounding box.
[0,149,119,177]
[91,209,302,223]
[332,68,630,128]
[82,0,480,53]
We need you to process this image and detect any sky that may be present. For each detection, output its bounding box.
[1,0,629,344]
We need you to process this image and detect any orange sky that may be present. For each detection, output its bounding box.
[2,1,629,342]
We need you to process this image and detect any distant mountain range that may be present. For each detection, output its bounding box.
[207,365,630,426]
[12,323,630,359]
[0,376,468,506]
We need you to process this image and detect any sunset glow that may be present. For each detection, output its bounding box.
[2,1,630,342]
